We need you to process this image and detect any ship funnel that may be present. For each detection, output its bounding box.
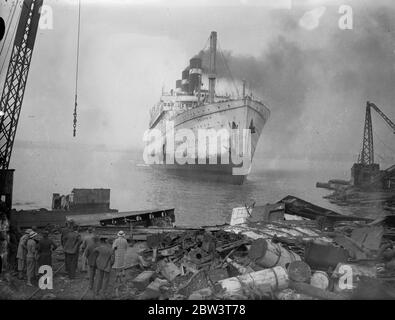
[181,68,190,92]
[189,57,202,94]
[176,79,182,92]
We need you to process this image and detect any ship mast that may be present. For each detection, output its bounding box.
[208,31,217,103]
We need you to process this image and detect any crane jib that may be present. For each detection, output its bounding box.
[368,101,395,133]
[359,101,395,167]
[15,0,43,50]
[0,0,43,170]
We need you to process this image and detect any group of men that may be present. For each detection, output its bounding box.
[2,217,130,298]
[1,211,52,284]
[0,212,10,276]
[16,228,57,286]
[61,222,129,298]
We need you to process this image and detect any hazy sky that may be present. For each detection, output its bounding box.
[1,0,395,164]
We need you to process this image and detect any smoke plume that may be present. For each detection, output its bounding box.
[199,5,395,162]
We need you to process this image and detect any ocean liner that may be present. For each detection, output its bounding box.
[146,31,270,184]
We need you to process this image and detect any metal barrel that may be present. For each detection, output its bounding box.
[248,238,302,269]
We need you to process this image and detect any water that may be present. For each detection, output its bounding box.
[11,144,354,227]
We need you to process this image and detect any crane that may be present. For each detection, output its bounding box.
[359,101,395,166]
[0,0,43,170]
[0,0,82,215]
[351,101,395,188]
[0,0,43,213]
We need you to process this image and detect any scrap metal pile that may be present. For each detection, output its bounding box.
[126,196,395,300]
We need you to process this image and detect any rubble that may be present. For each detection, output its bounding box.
[304,241,349,270]
[96,195,395,300]
[249,238,301,268]
[176,270,208,298]
[188,287,213,300]
[158,261,181,281]
[216,266,288,298]
[4,194,395,300]
[207,268,228,283]
[132,271,156,291]
[287,261,311,283]
[310,271,329,290]
[225,258,254,274]
[289,281,350,300]
[140,278,170,300]
[276,288,316,300]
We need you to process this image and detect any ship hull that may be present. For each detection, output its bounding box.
[147,98,270,184]
[153,163,246,184]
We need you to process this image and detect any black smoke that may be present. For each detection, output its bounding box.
[198,6,395,160]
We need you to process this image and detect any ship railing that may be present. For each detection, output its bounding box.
[149,101,181,126]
